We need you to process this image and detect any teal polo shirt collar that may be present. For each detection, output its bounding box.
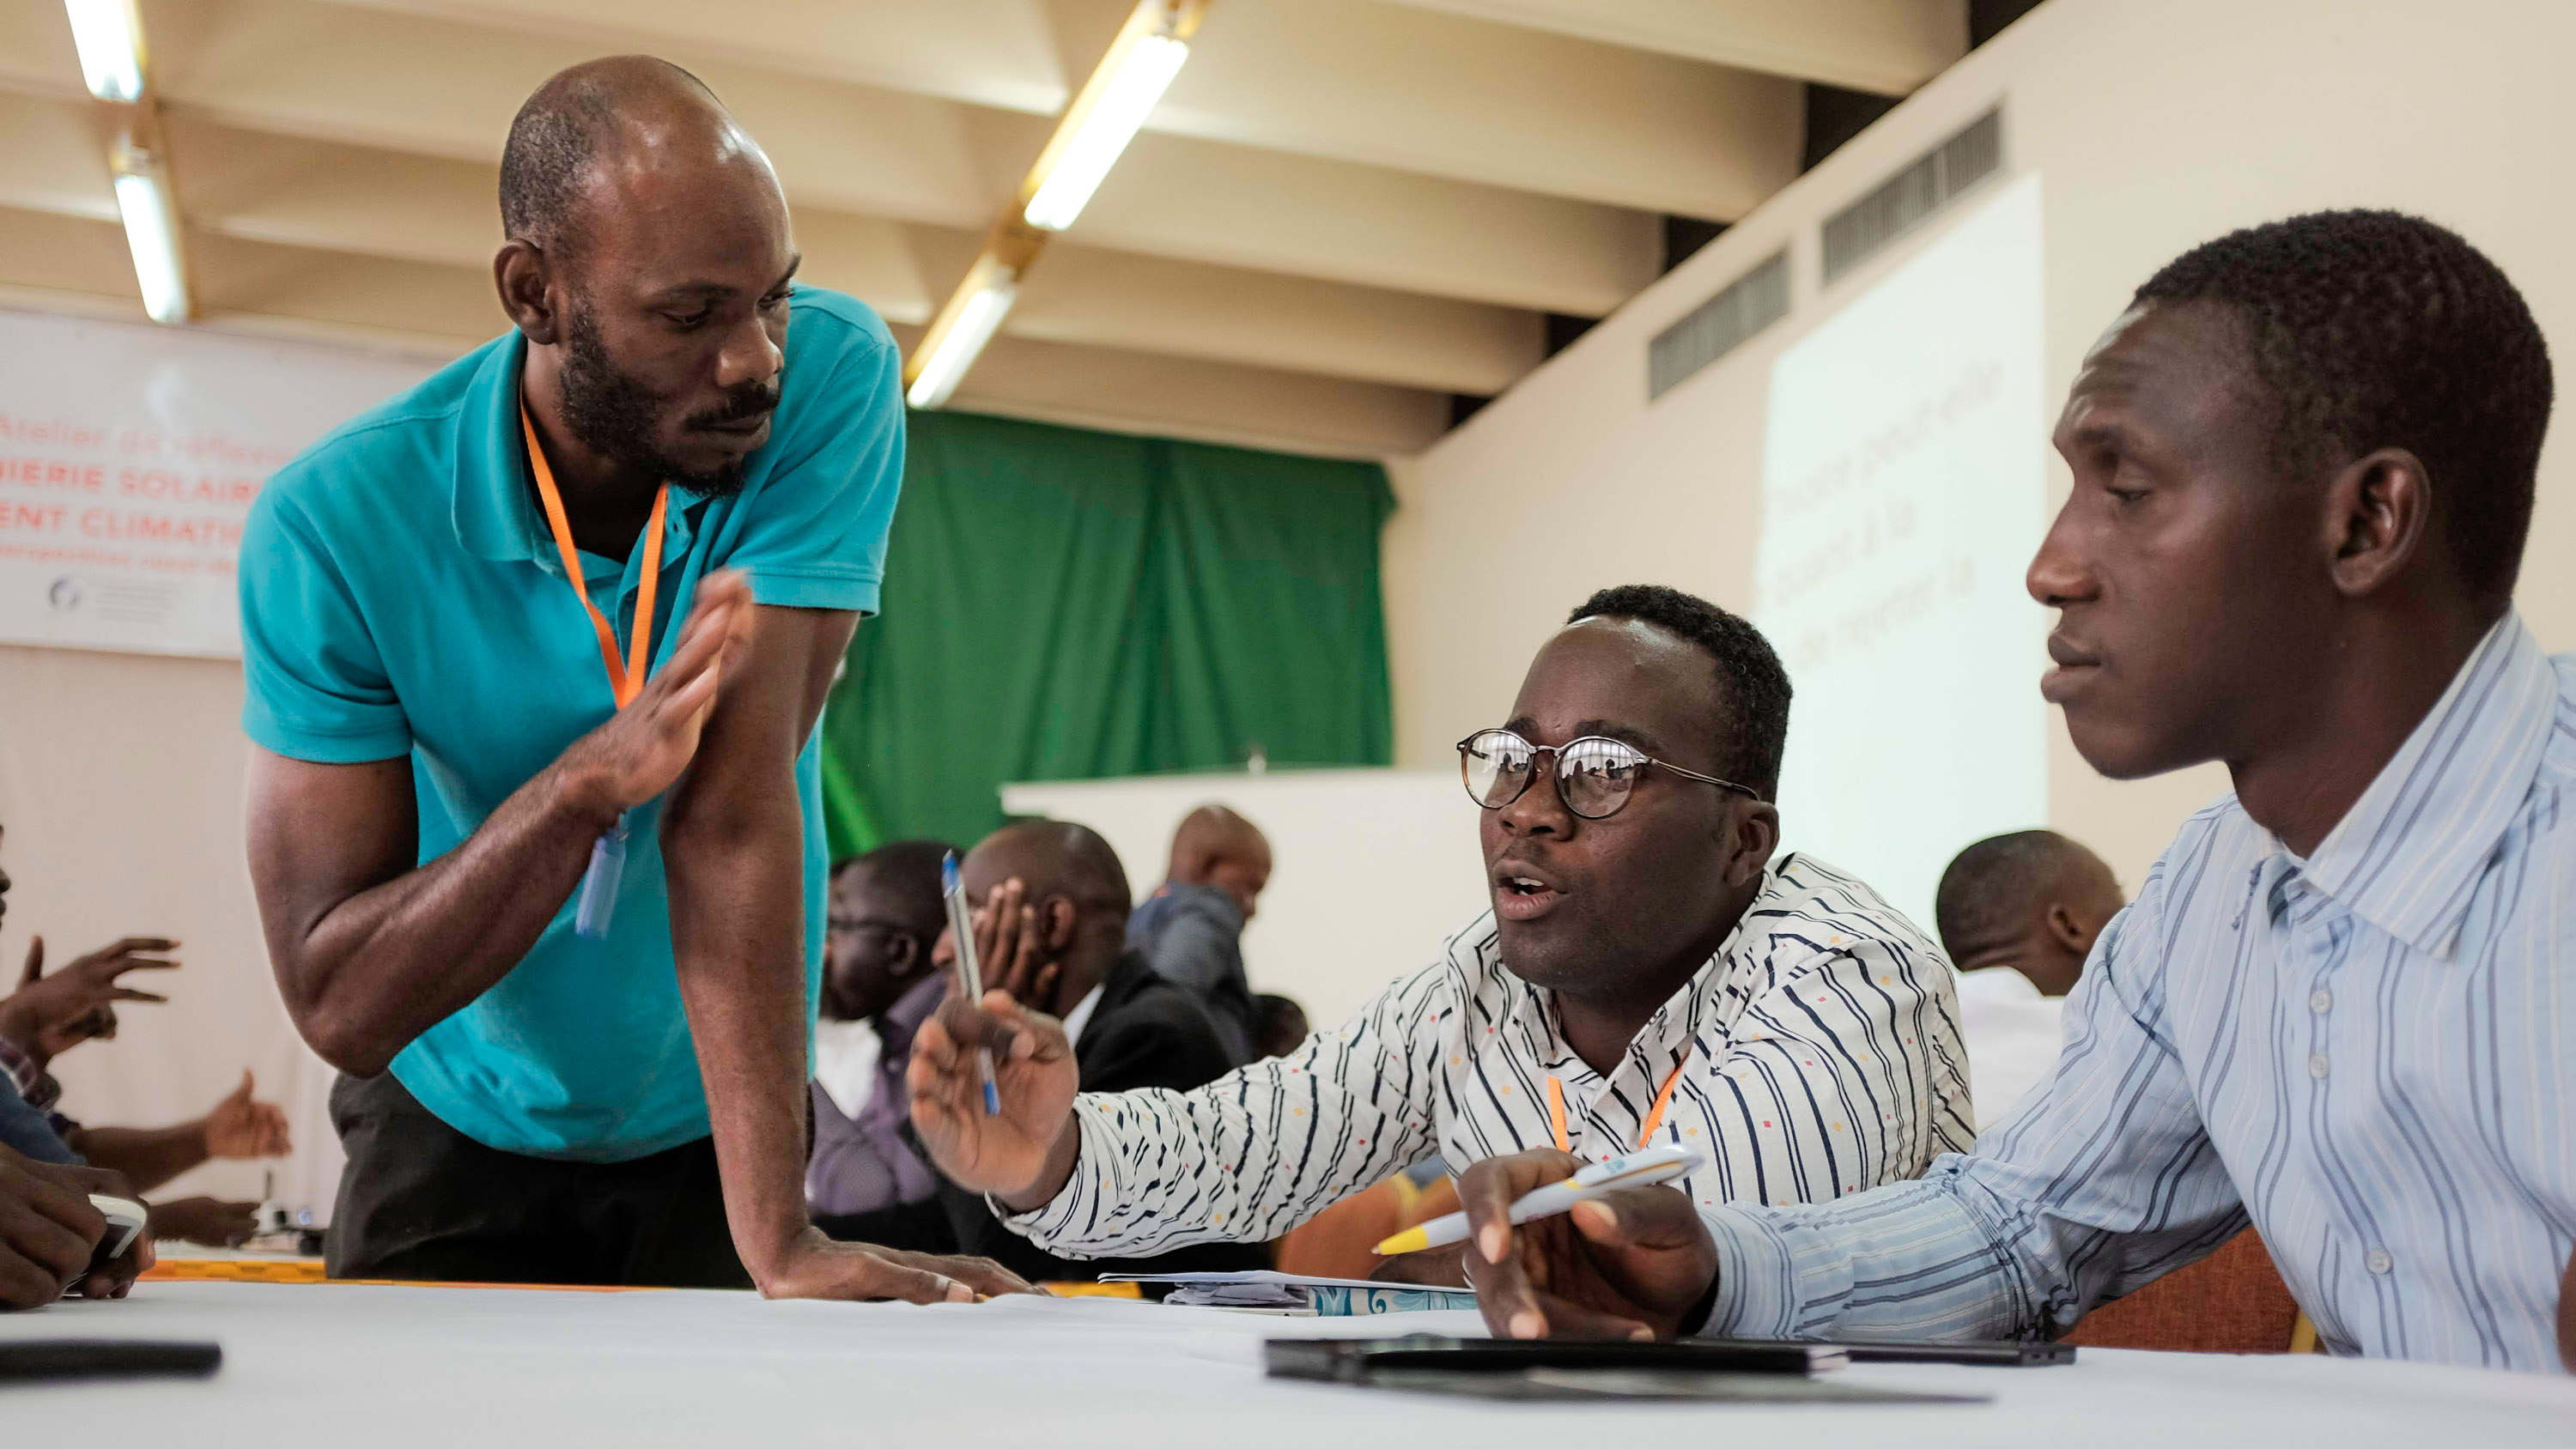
[448,330,710,586]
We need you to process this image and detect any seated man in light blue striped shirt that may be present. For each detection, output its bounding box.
[1454,210,2576,1373]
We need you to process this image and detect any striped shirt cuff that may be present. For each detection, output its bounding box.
[993,1098,1120,1247]
[1697,1203,1807,1337]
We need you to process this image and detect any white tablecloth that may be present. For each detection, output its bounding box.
[2,1282,2569,1446]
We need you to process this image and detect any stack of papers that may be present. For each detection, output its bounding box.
[1097,1270,1479,1317]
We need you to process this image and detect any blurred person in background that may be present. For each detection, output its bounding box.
[1128,805,1270,1064]
[1933,829,2126,1129]
[1250,992,1309,1061]
[831,821,1261,1282]
[0,821,287,1247]
[806,841,954,1219]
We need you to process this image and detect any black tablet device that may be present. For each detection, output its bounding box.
[1263,1336,1992,1404]
[0,1340,223,1383]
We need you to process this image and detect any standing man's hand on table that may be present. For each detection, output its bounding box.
[754,1228,1034,1302]
[1455,1148,1718,1341]
[0,935,178,1064]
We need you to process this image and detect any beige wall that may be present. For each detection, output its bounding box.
[1384,0,2576,900]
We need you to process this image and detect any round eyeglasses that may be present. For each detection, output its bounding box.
[1455,728,1759,821]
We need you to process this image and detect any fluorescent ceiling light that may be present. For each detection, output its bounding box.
[112,167,188,324]
[1021,20,1194,231]
[905,276,1017,409]
[64,0,146,103]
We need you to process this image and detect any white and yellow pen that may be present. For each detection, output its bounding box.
[1373,1144,1704,1257]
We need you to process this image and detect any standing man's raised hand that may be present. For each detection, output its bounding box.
[551,569,752,821]
[1455,1148,1720,1341]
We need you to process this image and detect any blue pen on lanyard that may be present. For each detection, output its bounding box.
[520,402,670,947]
[573,814,629,939]
[940,852,1002,1115]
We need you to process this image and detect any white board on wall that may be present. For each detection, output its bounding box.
[0,310,439,658]
[1754,173,2051,937]
[999,768,1491,1029]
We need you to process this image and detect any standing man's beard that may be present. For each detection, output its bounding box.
[556,302,778,498]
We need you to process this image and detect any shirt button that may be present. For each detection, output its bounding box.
[2308,989,2331,1013]
[2308,1054,2330,1079]
[2366,1250,2392,1275]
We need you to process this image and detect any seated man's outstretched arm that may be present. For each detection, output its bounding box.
[912,955,1453,1258]
[1466,846,2243,1343]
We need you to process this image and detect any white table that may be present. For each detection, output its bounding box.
[3,1282,2569,1446]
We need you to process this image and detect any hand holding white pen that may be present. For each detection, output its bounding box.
[1374,1145,1704,1257]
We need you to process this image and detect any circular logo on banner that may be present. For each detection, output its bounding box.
[47,576,84,613]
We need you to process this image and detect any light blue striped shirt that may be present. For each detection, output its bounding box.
[1703,613,2576,1373]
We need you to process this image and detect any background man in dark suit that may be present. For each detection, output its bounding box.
[821,822,1262,1282]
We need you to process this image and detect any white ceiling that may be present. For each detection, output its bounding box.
[0,0,1965,456]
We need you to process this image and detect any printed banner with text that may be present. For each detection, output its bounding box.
[0,310,437,658]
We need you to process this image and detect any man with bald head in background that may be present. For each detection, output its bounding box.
[1935,831,2126,1127]
[237,58,1023,1299]
[1128,805,1272,1064]
[835,821,1255,1282]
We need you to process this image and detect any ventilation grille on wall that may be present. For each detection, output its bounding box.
[1647,250,1789,401]
[1820,107,2003,287]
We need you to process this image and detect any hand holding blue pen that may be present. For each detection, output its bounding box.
[939,852,1002,1115]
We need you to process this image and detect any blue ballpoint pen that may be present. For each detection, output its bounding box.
[939,853,1003,1115]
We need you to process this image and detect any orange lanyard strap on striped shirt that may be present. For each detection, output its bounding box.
[1546,1062,1689,1155]
[520,404,668,708]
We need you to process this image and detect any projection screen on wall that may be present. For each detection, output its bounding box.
[1755,172,2050,937]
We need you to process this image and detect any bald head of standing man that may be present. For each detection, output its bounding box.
[238,58,1025,1300]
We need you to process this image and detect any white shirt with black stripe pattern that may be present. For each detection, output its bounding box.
[999,853,1974,1256]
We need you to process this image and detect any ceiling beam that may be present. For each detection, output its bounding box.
[968,106,1656,315]
[0,103,1539,395]
[1158,0,1800,218]
[275,0,1800,216]
[902,225,1542,394]
[1363,0,1966,95]
[0,0,1658,313]
[0,203,1444,457]
[891,322,1449,459]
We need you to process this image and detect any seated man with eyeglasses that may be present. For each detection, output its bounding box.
[905,585,1972,1294]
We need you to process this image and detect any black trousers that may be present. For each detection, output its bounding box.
[326,1071,751,1289]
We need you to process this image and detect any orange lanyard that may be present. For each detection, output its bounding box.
[520,405,668,707]
[1547,1062,1689,1155]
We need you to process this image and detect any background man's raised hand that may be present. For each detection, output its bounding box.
[0,935,178,1064]
[203,1070,292,1160]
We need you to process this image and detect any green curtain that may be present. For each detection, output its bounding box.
[817,409,1395,856]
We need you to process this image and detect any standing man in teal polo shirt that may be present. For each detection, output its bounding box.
[238,57,1025,1300]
